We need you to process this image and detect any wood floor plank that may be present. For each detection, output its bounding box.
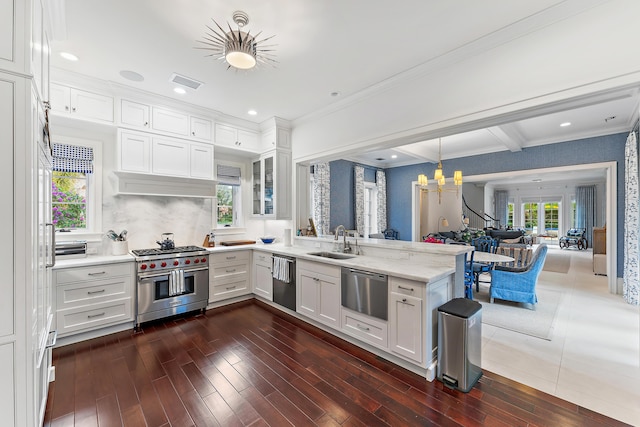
[44,301,631,427]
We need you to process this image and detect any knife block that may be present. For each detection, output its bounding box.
[202,235,215,247]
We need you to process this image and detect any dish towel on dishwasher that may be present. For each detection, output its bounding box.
[272,256,290,283]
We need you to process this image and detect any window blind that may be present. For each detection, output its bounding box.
[217,164,241,185]
[52,143,94,173]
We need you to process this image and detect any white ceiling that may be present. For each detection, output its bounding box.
[50,0,639,172]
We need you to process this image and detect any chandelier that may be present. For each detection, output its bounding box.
[197,10,276,70]
[418,138,463,204]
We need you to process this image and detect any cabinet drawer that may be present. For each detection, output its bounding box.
[212,262,249,280]
[210,275,250,302]
[253,252,272,267]
[211,251,250,266]
[390,277,425,299]
[55,262,132,284]
[57,299,132,336]
[298,260,341,279]
[57,276,133,310]
[342,308,388,349]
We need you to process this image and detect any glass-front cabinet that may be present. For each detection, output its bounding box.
[252,150,291,219]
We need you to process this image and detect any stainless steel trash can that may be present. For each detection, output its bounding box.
[437,298,482,392]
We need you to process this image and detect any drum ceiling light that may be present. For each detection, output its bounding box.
[197,10,276,70]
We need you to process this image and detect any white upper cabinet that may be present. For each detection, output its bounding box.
[50,83,114,123]
[190,116,213,141]
[120,99,150,129]
[152,136,190,177]
[118,129,151,173]
[215,123,260,152]
[151,106,189,136]
[190,143,214,179]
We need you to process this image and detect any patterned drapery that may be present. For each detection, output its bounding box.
[624,131,639,305]
[52,143,94,173]
[494,190,508,228]
[354,165,365,236]
[311,163,331,236]
[376,170,387,233]
[575,185,597,245]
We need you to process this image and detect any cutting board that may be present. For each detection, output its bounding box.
[220,240,256,246]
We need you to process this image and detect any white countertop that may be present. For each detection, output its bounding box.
[52,240,461,284]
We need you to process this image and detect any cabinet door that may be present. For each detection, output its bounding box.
[152,137,189,177]
[71,88,114,122]
[389,293,423,363]
[252,159,262,215]
[318,277,340,328]
[190,116,212,141]
[263,155,274,216]
[254,262,273,300]
[119,130,151,173]
[120,99,150,129]
[190,143,214,179]
[214,123,238,147]
[237,129,259,151]
[152,107,189,136]
[49,83,70,113]
[297,270,318,318]
[276,150,291,219]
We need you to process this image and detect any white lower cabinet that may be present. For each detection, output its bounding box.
[253,252,273,300]
[341,309,388,349]
[209,251,251,302]
[297,260,340,328]
[54,262,135,337]
[389,293,423,363]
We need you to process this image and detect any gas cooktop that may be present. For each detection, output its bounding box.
[131,245,207,257]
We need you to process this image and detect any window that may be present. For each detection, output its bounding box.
[523,202,538,231]
[544,201,560,232]
[52,171,87,229]
[51,141,100,232]
[507,202,514,227]
[363,182,378,237]
[216,164,242,228]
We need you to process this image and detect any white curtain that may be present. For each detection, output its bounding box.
[376,170,387,233]
[354,165,365,236]
[312,163,331,236]
[494,190,508,228]
[624,131,639,305]
[575,185,597,244]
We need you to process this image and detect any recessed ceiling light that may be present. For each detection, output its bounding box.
[391,155,398,159]
[560,122,571,127]
[173,87,186,94]
[119,70,144,82]
[248,110,257,116]
[605,116,616,122]
[60,52,78,62]
[375,157,384,161]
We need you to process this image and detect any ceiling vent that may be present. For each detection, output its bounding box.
[169,73,203,90]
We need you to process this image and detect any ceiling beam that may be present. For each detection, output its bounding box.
[487,124,525,152]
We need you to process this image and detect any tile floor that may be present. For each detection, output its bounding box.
[480,245,640,426]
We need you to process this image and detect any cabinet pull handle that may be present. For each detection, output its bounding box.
[226,268,236,273]
[313,277,320,282]
[87,312,105,319]
[45,330,58,348]
[356,324,370,332]
[144,121,149,126]
[398,285,414,292]
[46,223,55,267]
[157,142,183,149]
[64,105,69,111]
[226,286,237,290]
[87,289,106,295]
[226,256,236,260]
[72,107,76,112]
[88,271,106,276]
[400,298,414,306]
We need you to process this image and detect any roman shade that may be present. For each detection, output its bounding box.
[217,164,241,186]
[52,143,93,173]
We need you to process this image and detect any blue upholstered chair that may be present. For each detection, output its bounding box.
[471,236,498,291]
[490,244,548,306]
[383,229,399,240]
[463,250,475,299]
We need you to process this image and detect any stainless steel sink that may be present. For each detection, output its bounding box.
[307,251,355,260]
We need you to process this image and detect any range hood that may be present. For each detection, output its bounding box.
[114,171,216,198]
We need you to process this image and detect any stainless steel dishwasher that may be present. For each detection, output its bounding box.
[272,255,296,311]
[341,267,388,320]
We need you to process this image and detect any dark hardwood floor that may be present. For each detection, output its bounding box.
[44,300,629,427]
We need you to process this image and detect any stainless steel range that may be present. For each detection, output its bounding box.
[132,245,209,329]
